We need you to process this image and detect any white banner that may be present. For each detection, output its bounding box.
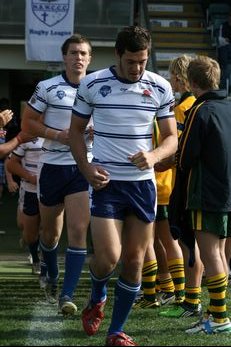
[25,0,75,62]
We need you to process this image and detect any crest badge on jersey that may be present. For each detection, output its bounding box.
[57,90,66,100]
[99,85,112,97]
[32,0,70,27]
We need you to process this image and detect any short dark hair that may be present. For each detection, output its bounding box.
[115,26,152,57]
[61,33,92,55]
[187,55,220,90]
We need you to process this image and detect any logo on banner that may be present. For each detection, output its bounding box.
[32,0,70,27]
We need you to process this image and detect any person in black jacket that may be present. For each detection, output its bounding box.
[174,55,231,334]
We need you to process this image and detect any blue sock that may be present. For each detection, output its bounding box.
[28,239,40,263]
[108,276,140,335]
[40,260,47,277]
[40,241,59,282]
[90,267,113,304]
[60,247,87,299]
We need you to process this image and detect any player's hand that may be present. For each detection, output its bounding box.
[16,131,36,144]
[83,164,110,190]
[0,109,13,127]
[128,151,155,171]
[7,181,19,193]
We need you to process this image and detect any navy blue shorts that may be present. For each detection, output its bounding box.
[91,180,156,222]
[22,191,39,216]
[0,161,5,185]
[39,163,89,206]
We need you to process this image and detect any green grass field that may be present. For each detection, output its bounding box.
[0,260,231,346]
[0,191,231,346]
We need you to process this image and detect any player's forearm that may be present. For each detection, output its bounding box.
[153,134,178,164]
[0,137,21,159]
[71,136,90,172]
[7,162,31,182]
[69,116,91,173]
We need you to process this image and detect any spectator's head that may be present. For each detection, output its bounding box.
[169,54,193,93]
[187,55,220,95]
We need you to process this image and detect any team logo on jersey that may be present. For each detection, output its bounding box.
[143,89,151,97]
[31,0,70,27]
[142,89,153,104]
[99,85,112,97]
[32,137,39,144]
[56,90,66,99]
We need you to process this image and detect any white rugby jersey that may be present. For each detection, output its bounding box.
[12,137,44,193]
[72,66,175,181]
[28,72,93,165]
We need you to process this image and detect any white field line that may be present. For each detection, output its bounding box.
[25,299,63,346]
[24,275,118,345]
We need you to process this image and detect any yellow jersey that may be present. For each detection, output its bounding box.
[154,93,196,205]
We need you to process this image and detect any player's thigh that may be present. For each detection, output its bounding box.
[91,216,123,263]
[122,214,153,260]
[64,191,90,240]
[22,213,40,243]
[39,202,64,245]
[120,214,153,282]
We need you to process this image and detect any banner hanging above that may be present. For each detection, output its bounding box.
[25,0,75,62]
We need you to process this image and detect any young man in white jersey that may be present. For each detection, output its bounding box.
[21,34,92,313]
[7,137,44,276]
[69,26,178,346]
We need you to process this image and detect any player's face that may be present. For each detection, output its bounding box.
[116,49,149,82]
[64,42,91,77]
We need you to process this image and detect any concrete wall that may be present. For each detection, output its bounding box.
[0,42,115,101]
[0,42,115,70]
